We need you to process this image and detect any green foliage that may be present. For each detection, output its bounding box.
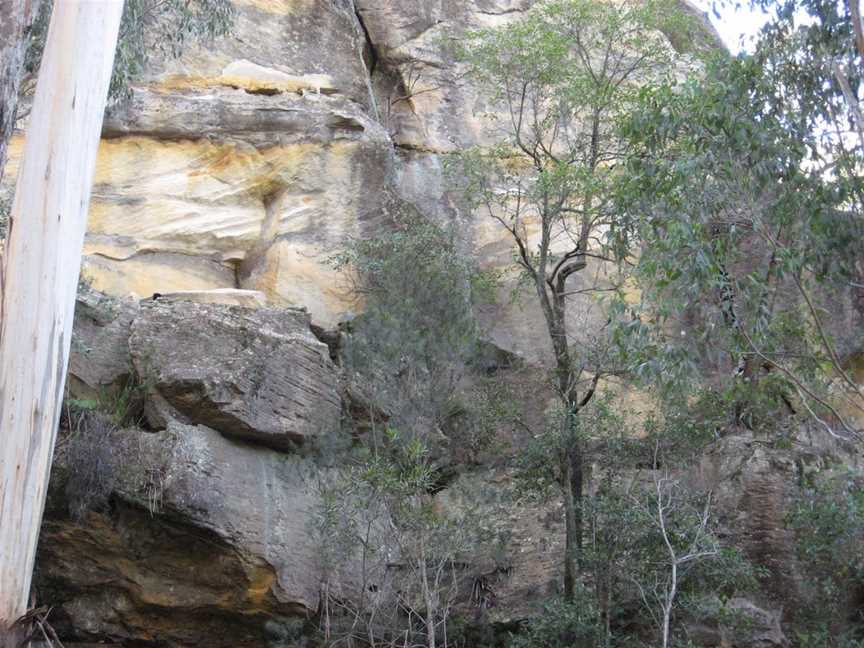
[312,428,487,647]
[455,0,692,110]
[26,0,234,100]
[511,395,761,646]
[612,0,864,434]
[521,388,773,645]
[514,396,630,502]
[452,0,700,250]
[65,377,146,428]
[788,470,864,638]
[451,0,705,424]
[508,593,602,648]
[318,204,489,646]
[334,204,480,447]
[794,628,864,648]
[444,378,520,465]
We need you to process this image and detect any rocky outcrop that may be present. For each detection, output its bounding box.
[39,422,329,646]
[698,435,803,601]
[51,285,864,645]
[2,0,392,328]
[686,597,788,648]
[148,288,268,308]
[130,299,341,449]
[38,291,354,645]
[696,428,863,624]
[0,0,716,360]
[68,288,138,398]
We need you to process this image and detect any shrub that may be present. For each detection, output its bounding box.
[508,593,602,648]
[788,470,864,640]
[63,407,118,521]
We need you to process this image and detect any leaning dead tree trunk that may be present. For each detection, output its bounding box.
[0,0,42,186]
[0,0,123,634]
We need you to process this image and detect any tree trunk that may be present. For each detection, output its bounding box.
[0,0,41,188]
[0,0,123,631]
[851,0,864,58]
[562,455,577,602]
[419,538,437,648]
[561,410,584,602]
[661,561,677,648]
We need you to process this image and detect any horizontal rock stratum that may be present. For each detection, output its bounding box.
[130,298,342,449]
[3,0,714,362]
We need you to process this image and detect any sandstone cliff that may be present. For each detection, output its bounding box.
[4,2,845,646]
[1,0,713,362]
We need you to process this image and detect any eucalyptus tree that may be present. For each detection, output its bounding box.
[0,3,123,637]
[0,0,233,636]
[615,0,864,440]
[455,0,699,601]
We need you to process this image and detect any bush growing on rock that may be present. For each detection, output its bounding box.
[788,470,864,643]
[315,202,494,647]
[333,203,480,452]
[61,407,118,521]
[313,428,489,648]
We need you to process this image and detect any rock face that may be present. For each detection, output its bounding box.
[2,0,392,327]
[43,294,346,644]
[39,422,328,647]
[698,435,803,600]
[0,0,710,358]
[68,287,139,397]
[695,428,863,632]
[7,1,804,645]
[130,299,341,449]
[686,598,788,648]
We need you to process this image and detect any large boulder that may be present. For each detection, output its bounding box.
[130,299,342,449]
[37,422,331,646]
[685,597,789,648]
[695,428,863,621]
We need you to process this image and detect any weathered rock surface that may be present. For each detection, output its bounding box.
[135,0,374,108]
[130,299,342,449]
[150,288,268,308]
[38,422,328,646]
[686,597,789,648]
[695,428,863,624]
[68,288,138,398]
[13,1,831,645]
[2,0,390,327]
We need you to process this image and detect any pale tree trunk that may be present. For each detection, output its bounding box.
[0,0,42,187]
[0,0,123,633]
[661,560,676,648]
